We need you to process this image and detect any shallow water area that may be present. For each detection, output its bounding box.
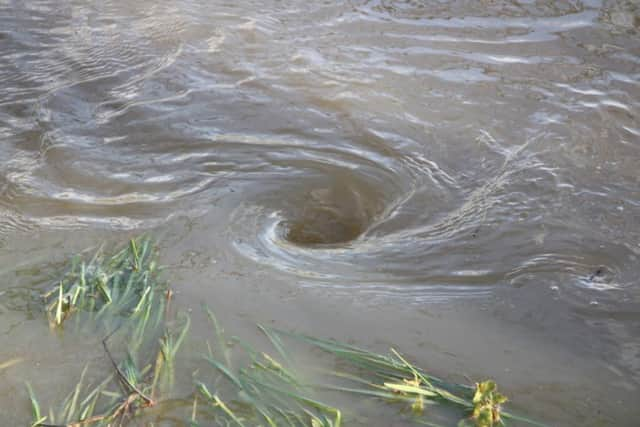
[1,0,640,426]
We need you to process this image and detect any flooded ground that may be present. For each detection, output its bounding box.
[1,0,639,425]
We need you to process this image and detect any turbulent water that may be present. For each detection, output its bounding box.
[1,1,639,426]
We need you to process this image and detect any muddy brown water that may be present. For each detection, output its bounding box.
[1,1,639,425]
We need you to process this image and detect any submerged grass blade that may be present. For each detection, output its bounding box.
[55,282,63,326]
[65,365,88,422]
[25,382,46,427]
[205,356,243,389]
[130,239,141,271]
[0,357,23,371]
[203,304,232,368]
[258,324,295,369]
[213,394,247,427]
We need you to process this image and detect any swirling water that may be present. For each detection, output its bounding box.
[0,1,639,425]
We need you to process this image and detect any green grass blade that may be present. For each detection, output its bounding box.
[25,382,45,426]
[65,364,88,422]
[204,356,243,389]
[258,324,295,369]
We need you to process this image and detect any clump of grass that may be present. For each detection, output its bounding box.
[464,380,508,427]
[26,238,546,427]
[192,305,342,427]
[28,237,190,427]
[277,329,546,427]
[194,307,546,427]
[41,237,162,329]
[23,337,187,427]
[26,365,119,427]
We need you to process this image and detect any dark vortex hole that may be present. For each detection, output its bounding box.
[284,205,369,246]
[285,218,364,245]
[281,184,380,246]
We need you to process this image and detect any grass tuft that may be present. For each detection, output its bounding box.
[25,238,547,427]
[193,309,547,427]
[28,237,189,427]
[42,237,161,330]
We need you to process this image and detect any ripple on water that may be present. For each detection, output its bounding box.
[1,2,639,425]
[0,0,638,311]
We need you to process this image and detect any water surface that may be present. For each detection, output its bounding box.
[1,1,639,425]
